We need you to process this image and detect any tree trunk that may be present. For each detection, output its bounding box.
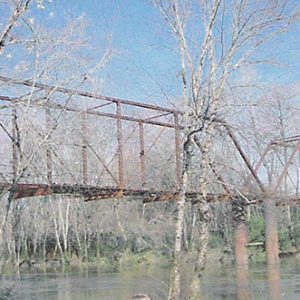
[168,171,188,300]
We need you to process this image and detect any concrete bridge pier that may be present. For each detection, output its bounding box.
[232,199,251,300]
[264,198,281,300]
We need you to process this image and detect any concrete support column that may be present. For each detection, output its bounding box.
[232,199,251,300]
[264,198,281,300]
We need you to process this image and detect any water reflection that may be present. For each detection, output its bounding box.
[1,259,300,299]
[267,262,281,300]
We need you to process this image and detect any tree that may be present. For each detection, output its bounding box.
[154,0,300,298]
[0,0,114,269]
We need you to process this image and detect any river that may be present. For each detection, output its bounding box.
[1,258,300,299]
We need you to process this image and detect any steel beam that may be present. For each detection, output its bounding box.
[0,95,179,129]
[139,122,146,187]
[271,134,300,145]
[0,75,182,114]
[116,101,125,189]
[224,124,266,193]
[81,111,88,185]
[11,107,18,179]
[271,138,300,194]
[45,107,53,184]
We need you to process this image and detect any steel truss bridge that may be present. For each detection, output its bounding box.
[0,75,300,206]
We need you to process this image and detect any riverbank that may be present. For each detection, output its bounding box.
[3,244,300,276]
[1,250,171,275]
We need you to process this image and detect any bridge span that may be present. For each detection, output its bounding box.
[0,75,300,206]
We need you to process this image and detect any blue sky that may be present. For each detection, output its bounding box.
[48,1,300,99]
[49,0,182,106]
[1,0,300,108]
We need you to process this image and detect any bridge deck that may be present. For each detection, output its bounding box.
[1,183,300,207]
[0,182,210,202]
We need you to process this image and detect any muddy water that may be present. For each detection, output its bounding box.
[1,259,300,299]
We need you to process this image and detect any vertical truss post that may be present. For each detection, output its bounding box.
[139,122,146,188]
[116,101,125,189]
[12,107,18,179]
[81,110,88,185]
[46,107,53,185]
[174,112,181,186]
[232,199,251,300]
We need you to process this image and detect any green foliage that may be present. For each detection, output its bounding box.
[248,247,266,262]
[248,214,300,253]
[279,229,293,251]
[119,250,167,268]
[248,215,265,243]
[279,224,300,251]
[209,233,224,249]
[292,224,300,245]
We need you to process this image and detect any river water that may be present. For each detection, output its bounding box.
[1,259,300,299]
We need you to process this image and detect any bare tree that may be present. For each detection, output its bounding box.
[154,0,299,298]
[0,1,114,269]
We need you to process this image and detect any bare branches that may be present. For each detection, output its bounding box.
[0,0,32,53]
[154,0,300,298]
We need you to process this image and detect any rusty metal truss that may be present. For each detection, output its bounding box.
[0,75,300,205]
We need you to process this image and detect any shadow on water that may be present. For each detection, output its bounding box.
[1,258,300,299]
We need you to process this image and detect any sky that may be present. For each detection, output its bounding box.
[36,0,182,107]
[0,0,300,109]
